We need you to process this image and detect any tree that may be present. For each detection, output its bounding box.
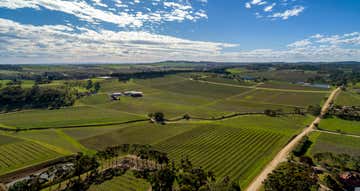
[183,114,191,120]
[324,175,342,191]
[307,105,322,116]
[148,165,176,191]
[264,162,318,191]
[208,176,241,191]
[86,80,93,90]
[149,112,165,123]
[94,82,101,93]
[294,107,304,115]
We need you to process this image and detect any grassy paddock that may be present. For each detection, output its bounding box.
[80,122,199,150]
[319,117,360,135]
[237,90,327,107]
[308,132,360,156]
[0,106,143,129]
[336,91,360,105]
[258,81,329,91]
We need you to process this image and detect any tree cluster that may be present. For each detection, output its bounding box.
[136,157,241,191]
[148,112,166,124]
[264,162,318,191]
[114,70,193,82]
[327,105,360,121]
[97,144,170,166]
[292,136,312,157]
[9,153,99,191]
[313,152,360,190]
[313,152,360,172]
[85,80,101,93]
[307,104,322,116]
[0,85,76,111]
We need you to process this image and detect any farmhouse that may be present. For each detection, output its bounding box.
[110,92,123,100]
[110,91,143,100]
[124,91,144,97]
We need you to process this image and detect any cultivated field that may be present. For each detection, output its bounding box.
[0,135,61,175]
[0,71,334,189]
[76,115,312,187]
[308,132,360,156]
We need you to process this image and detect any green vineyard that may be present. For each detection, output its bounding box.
[155,126,284,186]
[89,172,149,191]
[0,140,60,175]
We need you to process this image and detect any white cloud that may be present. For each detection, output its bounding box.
[251,0,267,5]
[287,39,311,48]
[91,0,107,7]
[264,3,276,12]
[0,0,207,28]
[315,32,360,45]
[1,18,359,64]
[270,6,304,20]
[0,18,237,64]
[245,0,305,20]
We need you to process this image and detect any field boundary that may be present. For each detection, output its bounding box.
[314,129,360,138]
[0,119,149,132]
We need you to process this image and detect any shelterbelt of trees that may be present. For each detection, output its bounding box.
[0,85,77,111]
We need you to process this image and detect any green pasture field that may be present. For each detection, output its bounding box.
[80,122,199,150]
[236,89,327,107]
[63,124,134,141]
[149,79,250,99]
[0,136,61,175]
[319,117,360,136]
[8,129,86,153]
[88,171,149,191]
[336,91,360,105]
[308,132,360,156]
[227,68,319,82]
[226,68,247,74]
[201,76,257,87]
[0,106,144,129]
[1,74,327,129]
[258,81,330,91]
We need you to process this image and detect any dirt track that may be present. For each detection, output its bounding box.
[245,87,341,191]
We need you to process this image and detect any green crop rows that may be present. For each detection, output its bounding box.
[0,140,60,175]
[155,125,284,187]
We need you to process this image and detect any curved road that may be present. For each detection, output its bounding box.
[246,87,341,191]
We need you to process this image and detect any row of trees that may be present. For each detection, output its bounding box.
[327,105,360,121]
[292,136,312,157]
[135,157,241,191]
[0,85,77,111]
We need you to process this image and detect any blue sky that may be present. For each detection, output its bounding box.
[0,0,360,64]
